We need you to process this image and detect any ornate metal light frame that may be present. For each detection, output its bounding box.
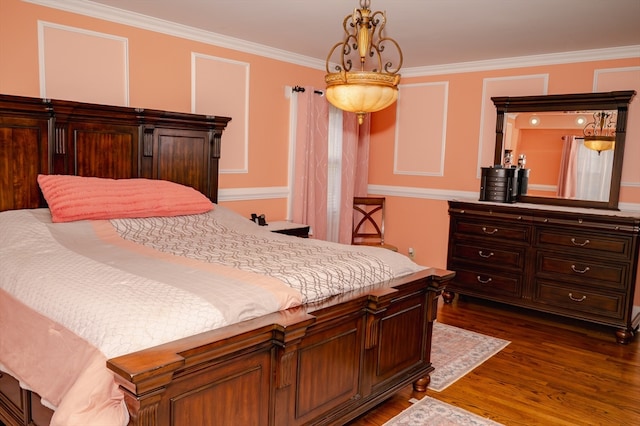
[583,110,616,154]
[325,0,403,124]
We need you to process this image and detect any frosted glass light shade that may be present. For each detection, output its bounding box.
[584,136,615,154]
[325,71,400,124]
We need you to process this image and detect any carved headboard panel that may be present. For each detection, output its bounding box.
[0,94,231,211]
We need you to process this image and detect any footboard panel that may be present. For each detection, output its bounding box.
[374,289,432,387]
[0,373,54,426]
[294,314,364,423]
[292,272,444,426]
[108,309,316,426]
[162,350,272,426]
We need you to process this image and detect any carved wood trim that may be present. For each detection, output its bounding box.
[124,391,163,426]
[143,127,154,157]
[211,129,222,159]
[54,124,66,155]
[365,316,380,350]
[132,404,158,426]
[277,351,296,388]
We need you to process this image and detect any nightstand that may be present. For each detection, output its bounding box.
[266,221,310,238]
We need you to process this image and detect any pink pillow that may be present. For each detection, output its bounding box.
[37,175,213,223]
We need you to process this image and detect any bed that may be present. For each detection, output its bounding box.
[0,94,454,426]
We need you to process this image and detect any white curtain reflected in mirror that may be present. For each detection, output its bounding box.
[557,135,613,201]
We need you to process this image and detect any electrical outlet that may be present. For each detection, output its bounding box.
[408,247,415,259]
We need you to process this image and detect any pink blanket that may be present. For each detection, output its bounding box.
[0,289,128,426]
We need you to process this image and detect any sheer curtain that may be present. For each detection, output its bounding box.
[557,135,613,201]
[289,86,370,243]
[337,108,370,243]
[557,135,579,199]
[575,142,613,201]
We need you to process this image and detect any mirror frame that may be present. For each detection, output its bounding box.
[492,90,636,210]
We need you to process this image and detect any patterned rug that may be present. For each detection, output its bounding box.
[383,324,509,425]
[429,322,510,392]
[383,396,503,426]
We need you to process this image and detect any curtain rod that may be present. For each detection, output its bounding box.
[292,85,324,95]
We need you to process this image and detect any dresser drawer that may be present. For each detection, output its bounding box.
[452,219,530,243]
[448,268,521,299]
[536,251,627,290]
[451,242,525,270]
[533,279,626,321]
[535,228,633,259]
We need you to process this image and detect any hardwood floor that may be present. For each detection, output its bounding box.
[348,295,640,425]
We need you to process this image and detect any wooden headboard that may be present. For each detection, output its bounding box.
[0,94,231,212]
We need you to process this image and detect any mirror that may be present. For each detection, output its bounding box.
[492,91,636,210]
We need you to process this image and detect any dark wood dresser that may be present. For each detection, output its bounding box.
[445,200,640,343]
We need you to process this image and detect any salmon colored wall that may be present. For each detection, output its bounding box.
[369,60,640,268]
[0,0,323,222]
[371,61,640,192]
[41,23,129,105]
[519,128,566,187]
[1,0,639,280]
[385,196,451,267]
[222,199,287,223]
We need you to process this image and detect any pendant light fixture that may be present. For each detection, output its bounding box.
[325,0,403,124]
[583,111,616,154]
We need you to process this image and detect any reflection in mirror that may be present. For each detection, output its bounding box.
[492,91,636,210]
[504,110,616,202]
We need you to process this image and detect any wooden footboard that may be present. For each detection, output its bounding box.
[110,268,451,426]
[0,374,54,426]
[0,269,452,426]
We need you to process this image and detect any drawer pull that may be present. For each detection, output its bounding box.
[482,227,498,235]
[571,238,590,247]
[568,293,587,302]
[478,250,494,258]
[476,276,493,284]
[571,265,590,274]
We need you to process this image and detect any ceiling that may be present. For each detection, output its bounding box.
[82,0,640,70]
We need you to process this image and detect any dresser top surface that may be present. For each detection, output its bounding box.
[449,198,640,220]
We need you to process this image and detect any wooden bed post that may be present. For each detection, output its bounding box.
[111,353,184,426]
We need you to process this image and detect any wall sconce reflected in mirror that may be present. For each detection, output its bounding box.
[583,111,616,154]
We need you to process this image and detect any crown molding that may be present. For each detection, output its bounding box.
[401,45,640,77]
[25,1,639,77]
[24,0,325,70]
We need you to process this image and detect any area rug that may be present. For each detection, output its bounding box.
[383,396,503,426]
[429,322,510,392]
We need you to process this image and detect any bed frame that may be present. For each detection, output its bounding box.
[0,94,454,426]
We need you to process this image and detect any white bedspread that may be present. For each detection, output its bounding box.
[0,205,424,425]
